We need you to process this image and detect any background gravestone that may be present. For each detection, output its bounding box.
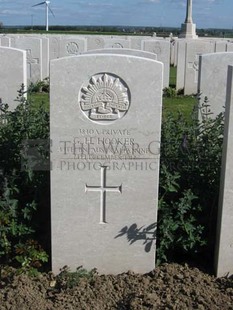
[50,54,163,274]
[83,48,157,60]
[142,40,170,88]
[104,38,130,49]
[0,36,11,47]
[215,65,233,277]
[86,36,105,50]
[215,41,227,53]
[176,40,187,90]
[0,47,27,110]
[59,37,87,57]
[184,40,215,95]
[226,42,233,52]
[198,52,233,119]
[12,36,42,83]
[49,36,61,60]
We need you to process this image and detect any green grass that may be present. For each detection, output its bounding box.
[163,96,197,121]
[169,66,177,88]
[28,92,49,111]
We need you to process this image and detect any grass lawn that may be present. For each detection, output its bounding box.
[169,66,177,88]
[28,92,49,111]
[163,95,197,120]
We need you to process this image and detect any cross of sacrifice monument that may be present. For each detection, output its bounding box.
[85,166,122,224]
[179,0,198,39]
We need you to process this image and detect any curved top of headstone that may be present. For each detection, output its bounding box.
[83,48,157,60]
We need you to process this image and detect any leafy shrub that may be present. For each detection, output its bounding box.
[28,77,49,93]
[157,99,224,265]
[0,85,49,272]
[163,87,177,98]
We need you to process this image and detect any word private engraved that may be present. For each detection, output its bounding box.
[80,73,130,124]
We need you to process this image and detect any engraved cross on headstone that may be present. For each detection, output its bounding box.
[85,166,122,224]
[188,54,200,83]
[26,49,39,79]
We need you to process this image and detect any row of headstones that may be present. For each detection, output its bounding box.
[48,50,232,277]
[175,38,233,95]
[0,37,232,277]
[2,33,233,101]
[0,34,171,87]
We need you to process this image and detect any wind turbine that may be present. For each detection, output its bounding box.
[32,1,55,32]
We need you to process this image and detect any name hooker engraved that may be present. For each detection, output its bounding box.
[80,73,130,124]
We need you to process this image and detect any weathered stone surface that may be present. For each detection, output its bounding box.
[184,40,215,94]
[50,54,163,274]
[86,37,105,50]
[0,47,27,110]
[59,37,87,57]
[104,38,130,49]
[12,36,42,83]
[215,65,233,277]
[83,48,157,60]
[198,52,233,119]
[176,40,187,90]
[142,40,170,87]
[215,41,227,53]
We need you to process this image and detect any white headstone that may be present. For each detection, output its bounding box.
[49,36,60,60]
[50,54,163,274]
[184,40,215,95]
[12,37,42,83]
[41,37,49,79]
[0,47,27,110]
[170,40,175,66]
[83,48,157,60]
[215,65,233,277]
[59,37,87,57]
[130,37,148,50]
[176,40,187,90]
[87,37,105,50]
[226,42,233,52]
[104,39,130,49]
[198,52,233,119]
[0,36,11,47]
[142,40,170,88]
[174,39,179,67]
[215,41,227,53]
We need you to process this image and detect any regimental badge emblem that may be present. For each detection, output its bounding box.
[79,73,130,124]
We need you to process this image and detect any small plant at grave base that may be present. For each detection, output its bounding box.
[198,95,214,120]
[163,87,177,98]
[55,266,97,290]
[177,88,184,96]
[28,77,49,93]
[15,240,48,276]
[0,176,35,262]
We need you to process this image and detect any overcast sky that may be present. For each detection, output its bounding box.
[0,0,232,29]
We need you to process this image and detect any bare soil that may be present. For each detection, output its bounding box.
[0,263,233,310]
